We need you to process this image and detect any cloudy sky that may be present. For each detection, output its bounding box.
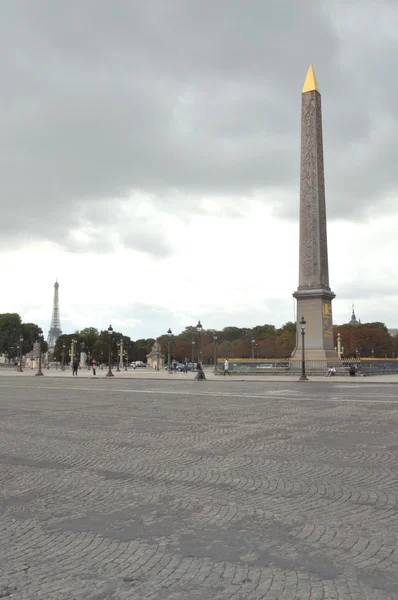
[1,0,398,340]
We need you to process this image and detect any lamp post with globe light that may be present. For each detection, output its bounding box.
[196,321,202,366]
[116,340,121,372]
[35,329,44,376]
[167,328,173,374]
[213,334,217,373]
[61,343,66,371]
[299,316,308,381]
[106,325,114,377]
[18,335,23,372]
[191,339,195,370]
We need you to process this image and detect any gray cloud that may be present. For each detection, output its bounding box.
[1,0,398,253]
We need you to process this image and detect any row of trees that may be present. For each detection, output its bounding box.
[53,328,155,365]
[55,321,398,365]
[334,322,397,358]
[0,313,48,358]
[1,314,397,364]
[157,322,397,362]
[53,323,298,365]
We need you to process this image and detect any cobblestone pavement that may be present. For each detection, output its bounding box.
[0,378,398,599]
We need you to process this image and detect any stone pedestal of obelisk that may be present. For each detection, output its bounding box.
[292,65,337,360]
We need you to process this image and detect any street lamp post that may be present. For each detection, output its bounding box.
[116,341,121,372]
[191,339,195,369]
[124,348,128,371]
[299,315,308,381]
[118,339,124,371]
[196,320,202,365]
[61,343,65,371]
[251,337,255,359]
[106,325,114,377]
[18,335,23,372]
[167,328,173,374]
[35,329,44,376]
[213,334,217,373]
[101,350,103,369]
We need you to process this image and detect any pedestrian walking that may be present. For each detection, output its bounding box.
[195,361,206,380]
[184,359,188,374]
[223,358,230,376]
[92,359,97,376]
[72,357,79,376]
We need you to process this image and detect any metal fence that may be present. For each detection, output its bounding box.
[215,358,398,376]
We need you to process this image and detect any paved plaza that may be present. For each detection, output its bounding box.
[0,377,397,599]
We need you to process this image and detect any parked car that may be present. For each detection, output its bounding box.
[186,362,197,371]
[134,361,146,368]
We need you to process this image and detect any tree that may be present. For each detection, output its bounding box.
[54,334,76,364]
[363,322,388,333]
[77,327,99,351]
[92,339,109,364]
[334,324,393,357]
[0,313,22,356]
[393,334,398,358]
[21,323,42,355]
[278,322,296,356]
[221,327,245,342]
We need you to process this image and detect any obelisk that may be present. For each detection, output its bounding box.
[292,65,337,360]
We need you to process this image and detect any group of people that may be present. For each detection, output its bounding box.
[69,357,232,377]
[71,357,97,376]
[327,364,357,377]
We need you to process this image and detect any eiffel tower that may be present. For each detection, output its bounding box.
[47,280,62,351]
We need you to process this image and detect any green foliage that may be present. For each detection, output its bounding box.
[92,339,109,363]
[0,313,22,354]
[21,323,40,354]
[53,334,76,363]
[221,327,244,342]
[77,327,99,350]
[23,318,395,365]
[278,321,296,334]
[0,314,49,359]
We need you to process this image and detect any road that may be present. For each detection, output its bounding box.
[0,377,397,599]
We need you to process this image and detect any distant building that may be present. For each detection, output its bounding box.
[348,305,361,326]
[388,328,398,337]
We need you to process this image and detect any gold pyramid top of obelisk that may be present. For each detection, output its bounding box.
[302,64,320,93]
